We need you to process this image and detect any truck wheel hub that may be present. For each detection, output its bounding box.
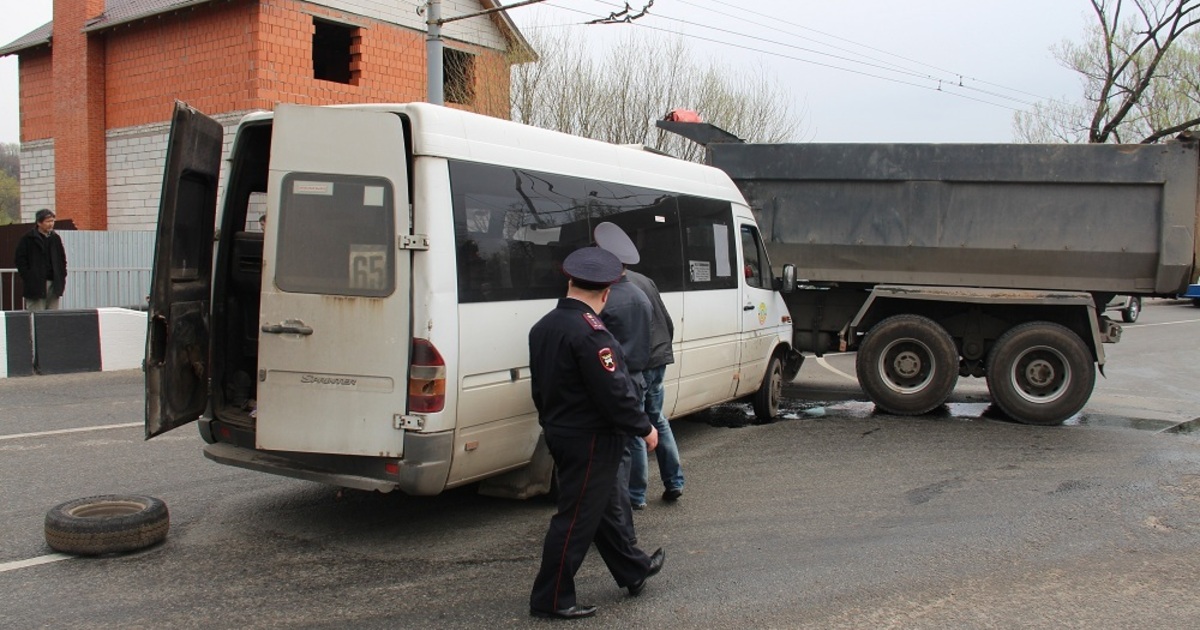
[894,351,922,378]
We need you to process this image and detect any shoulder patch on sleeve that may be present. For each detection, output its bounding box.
[598,347,617,372]
[582,312,606,331]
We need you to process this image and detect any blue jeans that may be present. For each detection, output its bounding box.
[629,365,684,505]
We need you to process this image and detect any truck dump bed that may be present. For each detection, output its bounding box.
[707,141,1200,295]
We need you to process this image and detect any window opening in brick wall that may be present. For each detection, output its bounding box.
[444,48,476,104]
[313,19,361,85]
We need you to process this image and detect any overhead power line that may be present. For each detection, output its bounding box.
[675,0,1063,105]
[525,0,1066,113]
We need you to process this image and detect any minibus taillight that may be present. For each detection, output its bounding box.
[409,338,446,413]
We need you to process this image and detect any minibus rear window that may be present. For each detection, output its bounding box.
[275,173,395,296]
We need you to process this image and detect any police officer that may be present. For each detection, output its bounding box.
[528,246,667,620]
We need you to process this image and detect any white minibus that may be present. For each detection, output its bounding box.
[145,102,800,497]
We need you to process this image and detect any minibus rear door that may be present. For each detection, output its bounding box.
[145,102,224,439]
[255,105,412,458]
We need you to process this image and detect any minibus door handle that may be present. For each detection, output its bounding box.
[743,304,755,311]
[261,321,314,336]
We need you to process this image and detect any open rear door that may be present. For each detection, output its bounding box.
[255,105,412,458]
[145,102,224,439]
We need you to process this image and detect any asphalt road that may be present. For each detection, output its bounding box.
[2,300,1200,628]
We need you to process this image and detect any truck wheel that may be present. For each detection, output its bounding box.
[44,495,169,556]
[856,315,959,416]
[1122,297,1141,323]
[752,353,784,422]
[985,322,1094,425]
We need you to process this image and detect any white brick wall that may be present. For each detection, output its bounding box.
[105,111,248,231]
[319,0,507,50]
[18,139,55,222]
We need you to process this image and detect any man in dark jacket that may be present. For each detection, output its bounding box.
[593,222,686,508]
[14,209,67,310]
[528,246,666,620]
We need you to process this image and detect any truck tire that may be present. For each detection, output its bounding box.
[985,322,1094,425]
[44,495,169,556]
[752,352,784,422]
[1122,297,1141,323]
[856,315,959,416]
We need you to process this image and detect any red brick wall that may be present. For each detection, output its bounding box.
[18,50,54,141]
[104,0,259,129]
[103,0,511,128]
[53,0,108,230]
[253,0,426,108]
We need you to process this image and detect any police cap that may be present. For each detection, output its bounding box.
[562,247,623,285]
[593,222,640,265]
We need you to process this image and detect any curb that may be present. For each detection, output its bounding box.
[0,308,146,378]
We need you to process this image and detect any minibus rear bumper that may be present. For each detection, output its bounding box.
[201,432,453,495]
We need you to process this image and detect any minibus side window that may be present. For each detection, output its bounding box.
[449,161,686,302]
[680,197,738,291]
[740,224,772,289]
[275,173,395,297]
[588,194,683,292]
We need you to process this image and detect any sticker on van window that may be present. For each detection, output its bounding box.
[689,260,711,282]
[363,186,384,207]
[349,244,388,290]
[294,181,334,196]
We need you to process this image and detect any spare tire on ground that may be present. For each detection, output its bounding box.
[44,495,169,555]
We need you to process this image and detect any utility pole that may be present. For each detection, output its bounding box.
[424,0,547,105]
[425,0,444,105]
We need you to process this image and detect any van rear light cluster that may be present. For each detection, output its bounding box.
[409,338,446,413]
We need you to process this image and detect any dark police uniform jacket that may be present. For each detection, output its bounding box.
[529,298,651,438]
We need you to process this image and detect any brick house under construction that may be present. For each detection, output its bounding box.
[0,0,533,231]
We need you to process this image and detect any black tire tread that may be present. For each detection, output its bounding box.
[855,315,959,416]
[1121,297,1141,323]
[752,353,784,422]
[44,495,170,555]
[985,322,1094,426]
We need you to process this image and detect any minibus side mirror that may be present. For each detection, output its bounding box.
[780,264,797,294]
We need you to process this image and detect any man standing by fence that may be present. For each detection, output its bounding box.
[14,209,67,311]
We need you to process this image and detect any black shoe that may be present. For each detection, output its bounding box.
[662,488,682,502]
[628,548,665,596]
[631,502,646,511]
[530,605,598,620]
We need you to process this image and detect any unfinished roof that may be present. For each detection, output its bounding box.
[0,0,535,60]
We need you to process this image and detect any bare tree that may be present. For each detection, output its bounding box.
[1015,0,1200,143]
[0,144,18,225]
[509,27,804,160]
[0,171,18,226]
[0,143,18,180]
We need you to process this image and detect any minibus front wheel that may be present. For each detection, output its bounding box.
[752,352,785,422]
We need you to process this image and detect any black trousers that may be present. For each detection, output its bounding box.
[530,432,652,612]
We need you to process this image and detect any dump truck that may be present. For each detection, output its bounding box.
[662,120,1200,425]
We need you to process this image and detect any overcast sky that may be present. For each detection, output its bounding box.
[0,0,1093,145]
